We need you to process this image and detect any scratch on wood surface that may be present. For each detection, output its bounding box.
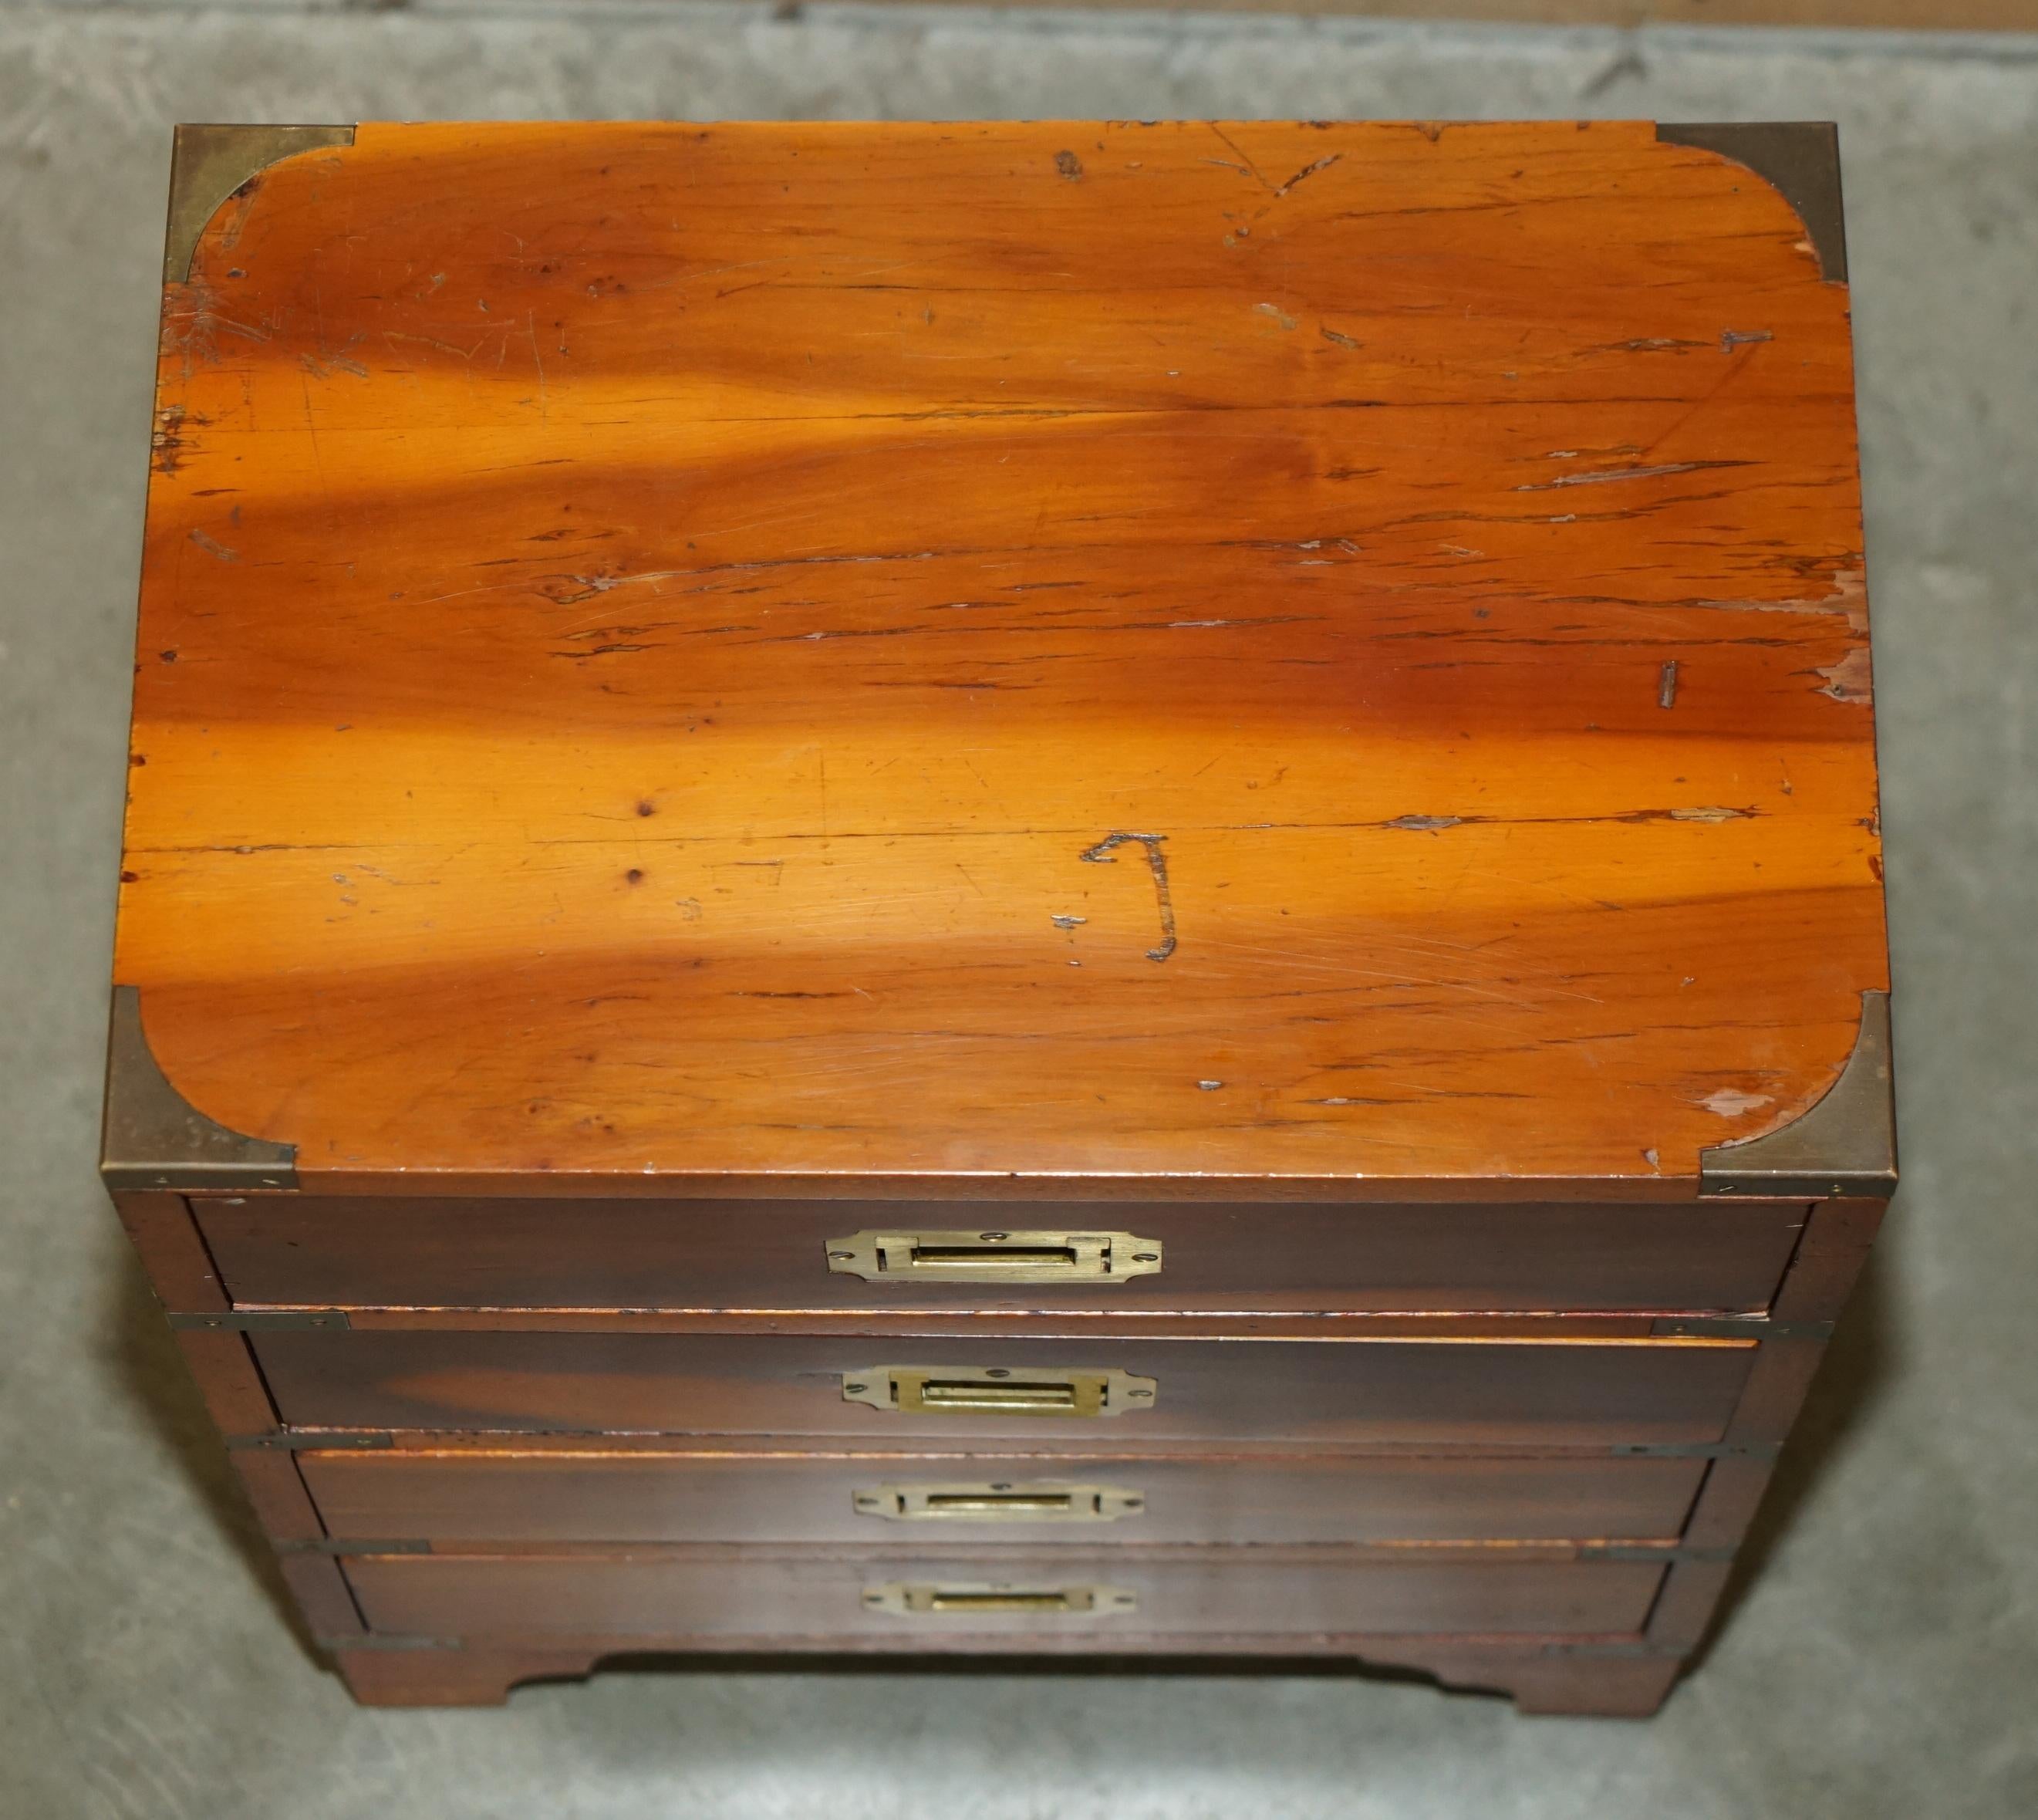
[1658,660,1679,708]
[187,528,238,563]
[1274,153,1341,197]
[1079,832,1177,962]
[1388,815,1463,833]
[1702,1088,1774,1118]
[1515,461,1745,491]
[1702,566,1872,702]
[1254,302,1299,330]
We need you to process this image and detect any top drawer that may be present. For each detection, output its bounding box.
[194,1195,1804,1316]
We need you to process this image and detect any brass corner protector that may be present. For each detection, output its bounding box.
[164,123,356,284]
[1655,122,1847,285]
[101,984,297,1194]
[1700,989,1895,1200]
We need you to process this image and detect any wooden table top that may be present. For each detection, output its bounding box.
[114,120,1887,1197]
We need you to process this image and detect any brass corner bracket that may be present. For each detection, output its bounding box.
[1700,990,1895,1200]
[101,985,297,1194]
[1655,122,1848,285]
[164,123,356,283]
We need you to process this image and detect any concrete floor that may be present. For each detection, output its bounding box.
[3,4,2036,1815]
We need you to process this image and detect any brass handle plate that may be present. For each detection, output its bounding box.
[862,1582,1139,1617]
[841,1365,1159,1419]
[852,1481,1146,1523]
[824,1228,1163,1285]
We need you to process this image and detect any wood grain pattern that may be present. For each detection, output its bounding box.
[194,1193,1807,1315]
[116,119,1884,1196]
[296,1447,1706,1546]
[246,1328,1756,1447]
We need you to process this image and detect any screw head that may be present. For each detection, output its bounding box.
[844,1383,867,1394]
[979,1231,1008,1242]
[986,1368,1011,1379]
[1132,1252,1158,1263]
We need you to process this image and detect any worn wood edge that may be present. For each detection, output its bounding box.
[1655,122,1849,284]
[103,987,298,1194]
[163,123,355,284]
[1700,991,1895,1200]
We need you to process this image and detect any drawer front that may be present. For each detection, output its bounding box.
[196,1195,1804,1317]
[301,1447,1706,1545]
[250,1331,1755,1448]
[342,1548,1665,1640]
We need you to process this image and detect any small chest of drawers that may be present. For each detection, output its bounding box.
[106,117,1893,1716]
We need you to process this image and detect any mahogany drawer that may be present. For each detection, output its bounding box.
[342,1546,1666,1641]
[300,1446,1706,1545]
[249,1330,1756,1449]
[196,1195,1806,1317]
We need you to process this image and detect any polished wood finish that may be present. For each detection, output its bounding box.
[197,1194,1806,1316]
[342,1545,1666,1641]
[119,118,1881,1198]
[247,1329,1756,1447]
[299,1447,1706,1546]
[113,1191,228,1310]
[172,1329,278,1435]
[278,1554,364,1638]
[108,120,1891,1717]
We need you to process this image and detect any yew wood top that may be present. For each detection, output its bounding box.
[116,120,1887,1196]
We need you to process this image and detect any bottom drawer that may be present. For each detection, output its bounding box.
[302,1448,1705,1546]
[342,1546,1665,1641]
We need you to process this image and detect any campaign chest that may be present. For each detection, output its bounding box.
[106,119,1894,1715]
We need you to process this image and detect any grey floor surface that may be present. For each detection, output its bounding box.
[3,4,2036,1816]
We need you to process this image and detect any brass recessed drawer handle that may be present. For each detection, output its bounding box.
[842,1365,1159,1419]
[863,1582,1138,1616]
[854,1481,1146,1523]
[824,1228,1163,1285]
